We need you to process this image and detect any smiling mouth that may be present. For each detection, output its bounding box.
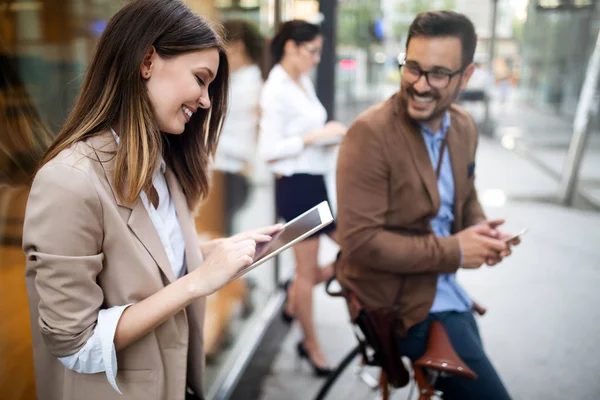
[182,105,193,120]
[411,93,435,104]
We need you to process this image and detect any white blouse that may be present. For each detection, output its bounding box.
[214,64,263,173]
[58,131,186,393]
[258,64,330,176]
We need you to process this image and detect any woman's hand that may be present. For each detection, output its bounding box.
[322,121,347,137]
[113,223,282,351]
[303,121,347,146]
[200,224,282,258]
[191,224,282,296]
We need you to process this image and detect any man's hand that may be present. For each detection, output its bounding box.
[455,223,509,269]
[477,219,520,266]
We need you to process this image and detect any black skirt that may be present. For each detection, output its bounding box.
[275,173,336,239]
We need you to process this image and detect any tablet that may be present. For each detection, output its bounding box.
[228,201,334,282]
[314,136,343,146]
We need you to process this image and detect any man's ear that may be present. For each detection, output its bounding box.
[459,63,475,91]
[140,45,157,79]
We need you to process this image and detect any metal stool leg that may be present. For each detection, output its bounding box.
[314,345,361,400]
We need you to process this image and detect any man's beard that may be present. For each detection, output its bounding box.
[404,84,461,123]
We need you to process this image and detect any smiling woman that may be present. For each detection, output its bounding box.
[18,1,282,400]
[38,0,230,208]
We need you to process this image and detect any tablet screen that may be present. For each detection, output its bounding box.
[229,201,333,281]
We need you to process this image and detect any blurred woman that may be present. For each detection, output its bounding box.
[216,20,265,235]
[22,1,278,399]
[258,20,346,377]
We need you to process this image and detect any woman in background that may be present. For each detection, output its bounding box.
[259,20,346,377]
[215,19,265,235]
[199,20,266,360]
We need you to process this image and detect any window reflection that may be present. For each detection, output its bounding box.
[0,2,121,398]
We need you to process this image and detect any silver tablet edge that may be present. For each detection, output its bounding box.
[228,202,334,282]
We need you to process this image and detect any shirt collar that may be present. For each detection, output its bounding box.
[110,128,166,173]
[419,112,451,140]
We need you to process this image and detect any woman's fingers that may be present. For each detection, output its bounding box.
[250,224,283,236]
[236,240,257,259]
[230,228,279,243]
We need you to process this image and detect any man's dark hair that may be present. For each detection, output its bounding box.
[406,11,477,68]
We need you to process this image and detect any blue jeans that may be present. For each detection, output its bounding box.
[398,311,511,400]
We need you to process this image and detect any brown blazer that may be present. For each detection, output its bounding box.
[335,94,486,336]
[23,133,207,400]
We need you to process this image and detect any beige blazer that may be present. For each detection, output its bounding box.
[336,94,486,335]
[23,133,207,400]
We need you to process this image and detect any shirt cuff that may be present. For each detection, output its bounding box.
[57,304,133,393]
[99,304,133,394]
[58,329,104,373]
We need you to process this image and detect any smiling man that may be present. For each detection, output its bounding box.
[336,11,515,399]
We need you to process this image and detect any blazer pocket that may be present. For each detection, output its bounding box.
[71,369,158,400]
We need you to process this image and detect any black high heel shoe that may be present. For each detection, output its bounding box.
[281,279,294,324]
[296,341,332,378]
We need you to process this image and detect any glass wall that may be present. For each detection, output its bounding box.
[0,1,279,398]
[203,1,282,394]
[1,3,124,398]
[520,2,600,116]
[335,0,394,125]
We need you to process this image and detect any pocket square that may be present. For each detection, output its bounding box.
[467,162,476,178]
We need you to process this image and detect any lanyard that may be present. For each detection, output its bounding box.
[435,137,448,179]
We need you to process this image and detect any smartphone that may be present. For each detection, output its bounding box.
[504,228,528,244]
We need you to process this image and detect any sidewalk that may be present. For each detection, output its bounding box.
[252,130,600,399]
[467,90,600,209]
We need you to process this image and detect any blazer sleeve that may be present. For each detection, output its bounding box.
[462,117,487,228]
[23,163,105,358]
[336,119,461,275]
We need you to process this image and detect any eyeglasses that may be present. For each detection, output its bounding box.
[302,43,322,57]
[399,59,465,89]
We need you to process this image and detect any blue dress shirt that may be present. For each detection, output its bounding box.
[420,113,472,313]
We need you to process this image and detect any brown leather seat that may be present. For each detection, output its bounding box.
[414,320,477,380]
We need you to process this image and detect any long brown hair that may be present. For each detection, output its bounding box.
[222,19,268,79]
[37,0,229,209]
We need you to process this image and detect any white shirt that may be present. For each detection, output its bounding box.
[58,131,186,393]
[258,64,330,176]
[214,64,263,173]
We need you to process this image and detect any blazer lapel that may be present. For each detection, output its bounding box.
[128,201,175,282]
[88,132,175,283]
[392,95,441,211]
[165,168,203,273]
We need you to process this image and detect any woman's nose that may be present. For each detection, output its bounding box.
[198,92,211,109]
